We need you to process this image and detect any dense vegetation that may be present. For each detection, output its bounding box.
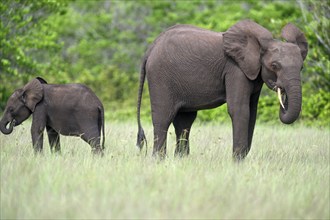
[1,0,329,126]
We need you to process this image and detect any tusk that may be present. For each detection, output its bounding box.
[277,88,285,109]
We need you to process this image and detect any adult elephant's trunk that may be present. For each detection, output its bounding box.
[278,80,302,124]
[278,23,307,124]
[0,118,15,135]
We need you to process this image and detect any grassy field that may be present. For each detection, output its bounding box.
[0,121,329,219]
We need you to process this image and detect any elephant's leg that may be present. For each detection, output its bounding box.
[152,122,171,159]
[31,108,46,154]
[149,86,177,159]
[247,91,262,152]
[31,122,45,154]
[230,93,260,159]
[229,105,250,160]
[151,107,176,159]
[31,127,44,153]
[81,127,103,156]
[225,67,254,160]
[46,126,61,153]
[173,111,197,157]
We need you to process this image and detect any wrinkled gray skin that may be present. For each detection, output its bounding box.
[0,77,105,155]
[136,20,308,160]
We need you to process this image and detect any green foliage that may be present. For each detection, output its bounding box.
[302,88,330,127]
[0,0,67,110]
[75,65,137,110]
[0,0,328,127]
[196,105,230,124]
[257,93,280,125]
[298,0,330,91]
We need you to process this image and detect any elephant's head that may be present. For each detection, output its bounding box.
[223,20,308,124]
[0,77,47,134]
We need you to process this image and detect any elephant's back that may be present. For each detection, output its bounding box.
[146,24,225,77]
[148,25,223,63]
[147,25,221,54]
[43,84,102,110]
[157,24,220,39]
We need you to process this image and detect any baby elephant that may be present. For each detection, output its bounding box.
[0,77,105,155]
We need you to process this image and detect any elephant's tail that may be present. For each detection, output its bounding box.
[98,106,105,150]
[136,57,147,151]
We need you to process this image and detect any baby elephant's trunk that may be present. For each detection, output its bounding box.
[0,119,15,135]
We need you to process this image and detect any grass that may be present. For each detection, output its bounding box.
[0,121,329,219]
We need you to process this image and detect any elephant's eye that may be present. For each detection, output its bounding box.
[8,107,14,113]
[271,62,281,71]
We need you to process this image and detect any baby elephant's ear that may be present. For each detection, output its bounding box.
[22,78,44,112]
[36,77,48,84]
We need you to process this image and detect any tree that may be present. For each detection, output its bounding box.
[0,0,328,126]
[0,0,67,110]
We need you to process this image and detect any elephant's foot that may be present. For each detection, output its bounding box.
[51,146,61,154]
[174,129,190,157]
[152,145,167,160]
[91,147,104,157]
[51,150,62,156]
[233,146,250,161]
[174,141,189,157]
[33,148,44,156]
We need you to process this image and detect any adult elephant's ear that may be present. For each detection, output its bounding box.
[281,23,308,60]
[223,20,273,80]
[22,78,44,112]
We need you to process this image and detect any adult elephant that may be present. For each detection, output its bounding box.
[136,20,308,160]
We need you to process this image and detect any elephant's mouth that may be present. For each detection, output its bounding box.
[274,86,288,111]
[7,119,17,128]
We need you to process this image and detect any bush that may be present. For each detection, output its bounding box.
[0,1,328,127]
[302,88,330,127]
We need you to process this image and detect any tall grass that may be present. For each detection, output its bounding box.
[1,122,329,219]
